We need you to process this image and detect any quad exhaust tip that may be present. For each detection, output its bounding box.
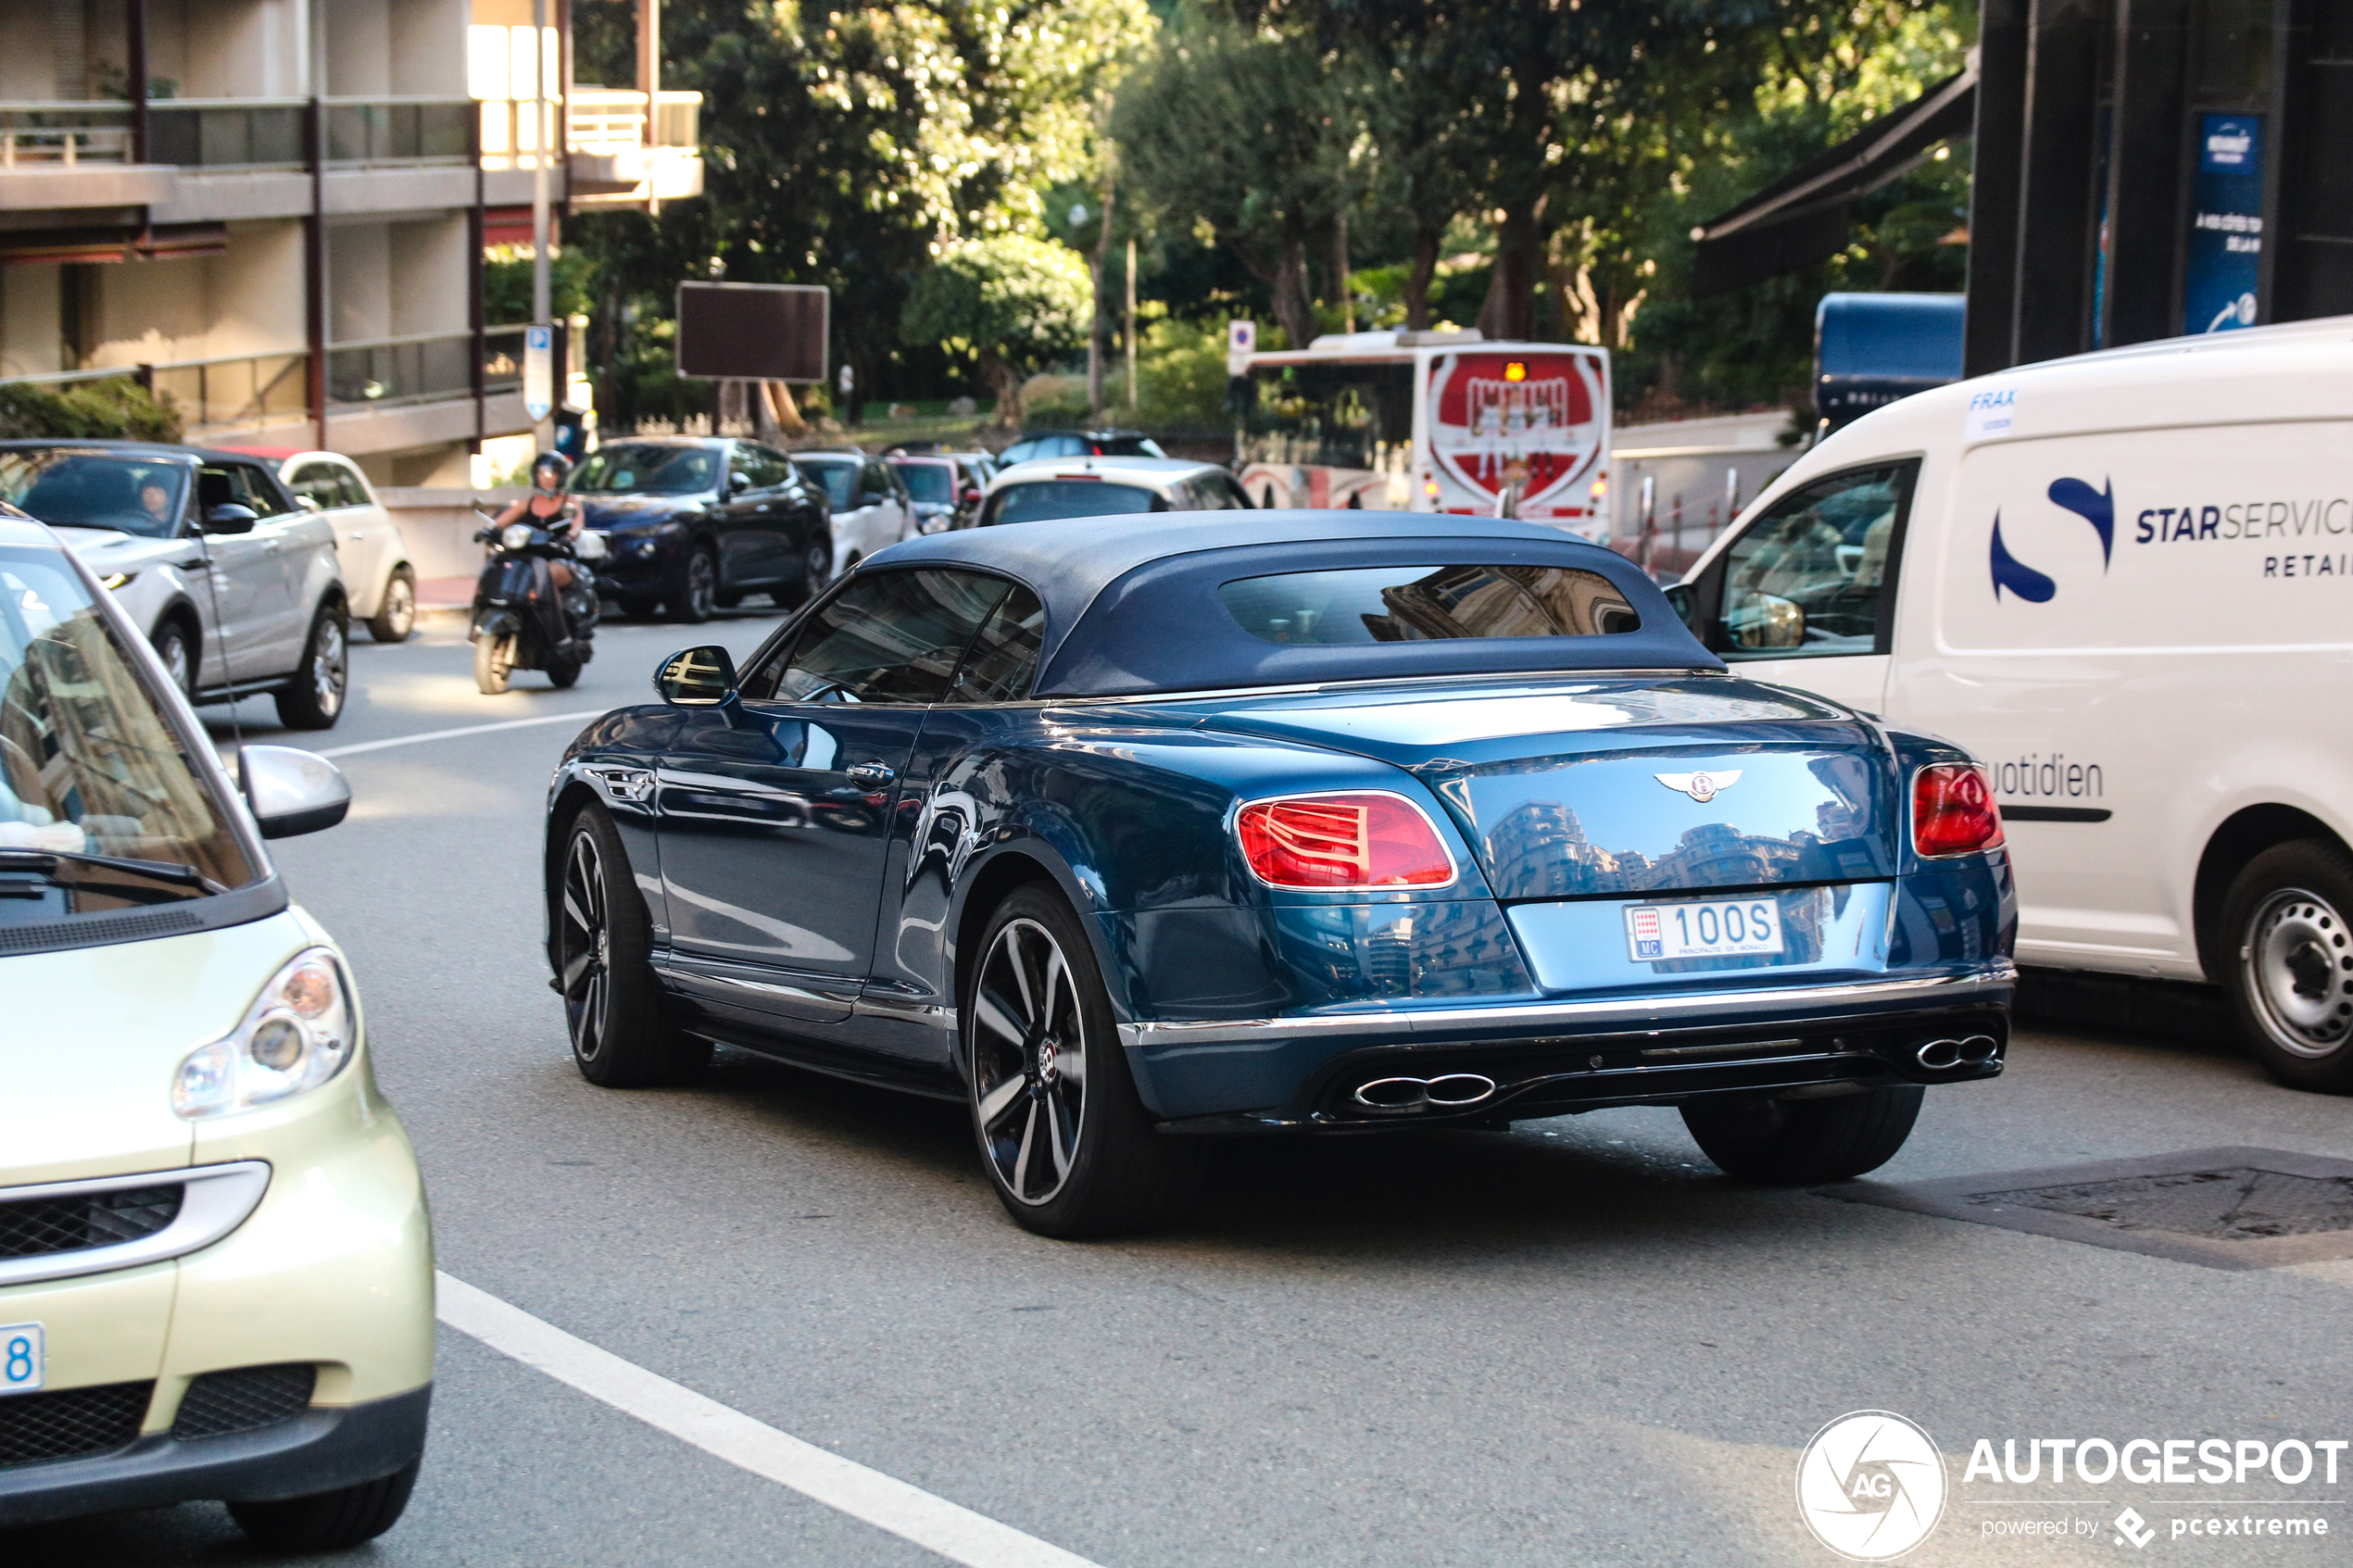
[1351,1073,1499,1113]
[1914,1035,1999,1072]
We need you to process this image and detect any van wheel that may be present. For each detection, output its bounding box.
[273,604,348,730]
[1680,1085,1923,1184]
[2221,839,2353,1092]
[368,567,417,643]
[963,884,1206,1237]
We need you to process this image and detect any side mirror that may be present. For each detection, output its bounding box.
[202,503,260,534]
[656,645,739,707]
[296,495,322,512]
[239,746,351,838]
[960,487,981,505]
[1726,592,1806,651]
[729,471,752,494]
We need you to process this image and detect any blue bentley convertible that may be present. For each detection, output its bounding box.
[543,512,2015,1236]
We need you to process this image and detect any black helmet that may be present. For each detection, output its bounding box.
[530,451,572,490]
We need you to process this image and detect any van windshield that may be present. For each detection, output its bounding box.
[0,544,256,912]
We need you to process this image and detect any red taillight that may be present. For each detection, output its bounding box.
[1913,764,2006,857]
[1236,792,1455,890]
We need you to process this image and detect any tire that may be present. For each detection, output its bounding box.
[963,884,1205,1237]
[556,802,711,1086]
[473,632,514,695]
[2221,839,2353,1092]
[368,567,417,643]
[272,602,349,730]
[150,617,196,699]
[776,540,832,608]
[546,656,584,689]
[1680,1085,1923,1185]
[228,1456,420,1551]
[667,544,718,623]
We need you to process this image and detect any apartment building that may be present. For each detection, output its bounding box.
[0,0,698,486]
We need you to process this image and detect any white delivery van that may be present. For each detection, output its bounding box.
[1667,316,2353,1090]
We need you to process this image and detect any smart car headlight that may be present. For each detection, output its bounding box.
[172,947,358,1118]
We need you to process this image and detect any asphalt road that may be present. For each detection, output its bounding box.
[11,607,2353,1566]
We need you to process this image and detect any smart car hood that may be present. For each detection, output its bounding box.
[1191,675,1898,897]
[0,910,318,1185]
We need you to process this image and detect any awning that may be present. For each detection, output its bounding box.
[0,222,229,266]
[1692,59,1978,297]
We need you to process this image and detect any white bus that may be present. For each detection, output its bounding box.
[1233,330,1613,536]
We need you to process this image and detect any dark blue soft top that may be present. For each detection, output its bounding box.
[872,510,1722,696]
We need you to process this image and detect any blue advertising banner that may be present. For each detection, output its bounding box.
[2183,114,2264,335]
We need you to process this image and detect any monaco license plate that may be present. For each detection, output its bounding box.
[1,1323,44,1395]
[1625,897,1784,961]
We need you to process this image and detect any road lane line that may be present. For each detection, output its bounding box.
[434,1272,1104,1568]
[318,710,605,759]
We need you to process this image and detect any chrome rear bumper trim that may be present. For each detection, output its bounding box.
[1115,963,2016,1050]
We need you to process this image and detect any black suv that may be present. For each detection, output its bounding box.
[570,436,832,621]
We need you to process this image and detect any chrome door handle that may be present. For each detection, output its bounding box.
[846,761,896,788]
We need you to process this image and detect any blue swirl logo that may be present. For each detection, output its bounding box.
[1991,478,2115,602]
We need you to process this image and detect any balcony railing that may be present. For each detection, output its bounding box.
[152,352,310,435]
[0,102,134,168]
[326,98,472,164]
[146,99,307,169]
[477,89,698,170]
[327,331,477,409]
[483,326,527,392]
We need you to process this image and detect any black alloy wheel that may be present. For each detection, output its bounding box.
[669,544,719,623]
[2222,839,2353,1092]
[557,804,710,1086]
[963,884,1205,1236]
[273,603,347,730]
[151,619,196,698]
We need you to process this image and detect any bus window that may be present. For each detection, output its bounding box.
[1238,360,1415,470]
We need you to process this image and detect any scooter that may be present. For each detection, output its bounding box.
[469,511,604,694]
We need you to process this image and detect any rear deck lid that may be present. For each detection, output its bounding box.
[1192,676,1896,897]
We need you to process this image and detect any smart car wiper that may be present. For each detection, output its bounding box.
[0,848,230,897]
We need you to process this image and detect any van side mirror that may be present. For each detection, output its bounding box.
[656,646,739,707]
[1726,592,1806,651]
[239,746,351,838]
[202,503,259,534]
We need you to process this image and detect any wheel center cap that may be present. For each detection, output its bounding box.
[1034,1036,1058,1085]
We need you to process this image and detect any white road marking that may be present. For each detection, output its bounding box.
[434,1272,1104,1568]
[318,710,605,759]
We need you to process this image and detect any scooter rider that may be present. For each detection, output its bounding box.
[493,452,596,633]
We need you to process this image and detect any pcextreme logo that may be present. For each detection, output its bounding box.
[1990,476,2116,602]
[1796,1411,1948,1561]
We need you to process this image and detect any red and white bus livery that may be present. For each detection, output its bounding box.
[1233,330,1611,538]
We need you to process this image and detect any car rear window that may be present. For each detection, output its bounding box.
[798,458,858,510]
[893,461,954,504]
[1218,564,1641,644]
[982,481,1160,526]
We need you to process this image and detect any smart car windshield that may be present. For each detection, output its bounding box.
[572,444,720,495]
[1219,564,1641,643]
[0,544,256,908]
[981,481,1160,526]
[0,451,190,539]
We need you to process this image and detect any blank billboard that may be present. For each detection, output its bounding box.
[674,282,830,382]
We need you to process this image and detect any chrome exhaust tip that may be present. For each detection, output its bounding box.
[1957,1034,1999,1065]
[1348,1073,1500,1113]
[1914,1037,1965,1071]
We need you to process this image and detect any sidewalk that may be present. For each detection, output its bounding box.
[418,576,475,618]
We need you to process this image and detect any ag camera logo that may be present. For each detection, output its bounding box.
[1796,1411,1947,1561]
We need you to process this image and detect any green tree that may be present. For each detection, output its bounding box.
[900,233,1093,426]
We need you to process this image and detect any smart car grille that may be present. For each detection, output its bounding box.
[0,1185,182,1261]
[0,1379,154,1468]
[170,1363,317,1440]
